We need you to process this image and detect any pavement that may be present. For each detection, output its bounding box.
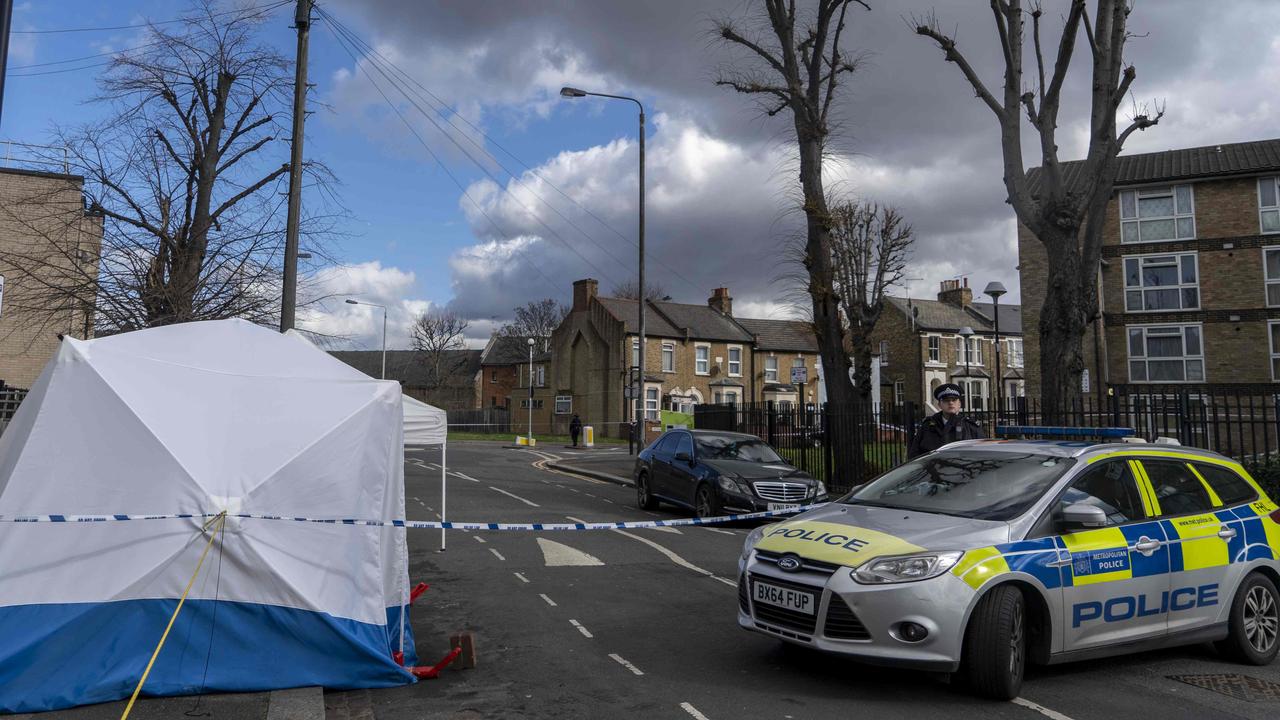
[545,448,636,486]
[10,688,324,720]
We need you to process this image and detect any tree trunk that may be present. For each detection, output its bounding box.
[1038,229,1089,422]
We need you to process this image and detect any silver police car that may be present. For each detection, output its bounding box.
[737,439,1280,699]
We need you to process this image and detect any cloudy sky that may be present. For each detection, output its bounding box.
[7,0,1280,349]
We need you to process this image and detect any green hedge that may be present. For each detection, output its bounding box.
[1244,461,1280,500]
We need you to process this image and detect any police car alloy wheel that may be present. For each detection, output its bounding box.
[637,472,658,511]
[1218,573,1280,664]
[961,585,1025,700]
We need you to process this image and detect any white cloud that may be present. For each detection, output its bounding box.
[296,261,432,350]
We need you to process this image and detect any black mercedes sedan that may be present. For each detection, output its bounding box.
[633,429,827,518]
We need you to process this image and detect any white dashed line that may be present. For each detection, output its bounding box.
[539,593,557,607]
[451,472,480,482]
[602,499,615,504]
[425,463,441,469]
[489,486,540,507]
[473,535,487,544]
[489,548,506,561]
[702,527,736,536]
[1012,698,1076,720]
[608,653,643,675]
[569,619,593,638]
[513,572,529,583]
[680,702,710,720]
[566,487,580,493]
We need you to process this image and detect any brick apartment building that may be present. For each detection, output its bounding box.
[329,349,481,410]
[476,334,551,410]
[0,165,103,388]
[1018,138,1280,398]
[547,279,820,438]
[869,279,1024,413]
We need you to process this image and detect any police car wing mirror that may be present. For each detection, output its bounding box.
[675,451,693,464]
[1061,503,1108,529]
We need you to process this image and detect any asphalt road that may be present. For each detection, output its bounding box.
[328,441,1280,720]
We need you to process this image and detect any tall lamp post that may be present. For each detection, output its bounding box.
[527,337,536,445]
[560,85,645,453]
[345,299,387,379]
[983,281,1007,430]
[958,326,974,408]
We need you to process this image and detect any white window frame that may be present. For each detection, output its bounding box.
[961,378,988,410]
[644,385,660,421]
[554,395,572,414]
[727,345,743,377]
[661,343,675,373]
[764,355,778,382]
[893,381,904,405]
[1126,324,1205,383]
[519,398,543,410]
[955,336,983,365]
[879,340,890,366]
[1270,322,1280,382]
[535,365,545,387]
[1119,184,1196,243]
[1007,338,1024,368]
[1122,252,1199,313]
[1264,247,1280,308]
[694,344,710,375]
[1260,176,1280,234]
[926,335,941,364]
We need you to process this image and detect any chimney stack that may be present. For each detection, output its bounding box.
[708,287,732,316]
[938,278,972,308]
[572,278,598,312]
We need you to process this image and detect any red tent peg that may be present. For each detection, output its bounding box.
[409,647,462,679]
[409,582,429,603]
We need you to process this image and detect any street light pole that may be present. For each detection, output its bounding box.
[527,337,536,445]
[958,326,974,408]
[346,299,387,379]
[560,86,645,451]
[984,282,1008,431]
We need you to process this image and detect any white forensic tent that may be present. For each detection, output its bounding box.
[0,319,418,714]
[402,394,446,446]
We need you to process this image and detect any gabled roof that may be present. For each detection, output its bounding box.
[884,297,1023,335]
[1028,138,1280,193]
[480,335,551,365]
[329,349,481,386]
[595,297,682,338]
[735,318,818,352]
[595,297,754,342]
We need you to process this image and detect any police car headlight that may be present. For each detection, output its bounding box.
[740,525,766,561]
[852,551,964,584]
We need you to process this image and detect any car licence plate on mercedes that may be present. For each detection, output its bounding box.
[768,502,801,512]
[753,581,815,615]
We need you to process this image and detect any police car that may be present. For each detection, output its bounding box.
[737,438,1280,699]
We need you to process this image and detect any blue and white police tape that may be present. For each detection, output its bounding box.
[0,504,828,530]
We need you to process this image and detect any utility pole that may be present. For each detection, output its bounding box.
[0,0,12,129]
[280,0,311,332]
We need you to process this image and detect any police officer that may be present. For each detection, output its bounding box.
[569,413,583,447]
[907,383,987,459]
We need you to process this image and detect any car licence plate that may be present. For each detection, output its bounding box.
[753,581,815,615]
[768,502,801,512]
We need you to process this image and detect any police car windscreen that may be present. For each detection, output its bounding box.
[844,451,1074,521]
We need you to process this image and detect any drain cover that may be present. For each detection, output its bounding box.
[1167,674,1280,702]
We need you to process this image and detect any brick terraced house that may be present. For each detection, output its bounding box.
[1018,138,1280,398]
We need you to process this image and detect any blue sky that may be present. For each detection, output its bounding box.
[8,0,1280,350]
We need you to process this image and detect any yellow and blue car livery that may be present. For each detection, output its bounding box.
[737,440,1280,673]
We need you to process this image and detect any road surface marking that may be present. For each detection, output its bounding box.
[702,527,736,536]
[569,619,593,638]
[1012,698,1075,720]
[647,526,682,535]
[608,653,643,675]
[489,548,506,561]
[411,496,419,501]
[489,486,540,507]
[680,703,710,720]
[425,463,441,469]
[602,499,615,504]
[537,537,605,567]
[513,572,529,583]
[566,487,581,493]
[473,536,487,544]
[451,472,480,482]
[584,493,596,498]
[539,593,557,607]
[568,515,726,584]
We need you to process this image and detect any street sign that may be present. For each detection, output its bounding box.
[790,366,808,385]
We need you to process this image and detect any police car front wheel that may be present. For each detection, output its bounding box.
[1217,572,1280,665]
[959,585,1026,700]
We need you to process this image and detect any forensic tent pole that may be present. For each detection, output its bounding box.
[440,438,447,551]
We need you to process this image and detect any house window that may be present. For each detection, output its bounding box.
[1265,248,1280,307]
[490,370,497,384]
[662,343,674,372]
[1119,185,1195,243]
[1127,325,1204,382]
[893,381,904,405]
[644,387,659,421]
[961,379,987,410]
[728,346,742,376]
[519,398,544,410]
[1260,177,1280,233]
[764,355,778,382]
[879,340,890,365]
[631,339,640,368]
[554,395,572,414]
[1007,338,1024,368]
[927,336,940,363]
[1123,253,1199,312]
[1271,322,1280,381]
[695,344,710,375]
[955,336,983,365]
[535,365,545,387]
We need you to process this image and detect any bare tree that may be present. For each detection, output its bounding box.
[0,1,334,336]
[915,0,1162,418]
[410,308,470,388]
[609,279,669,302]
[499,298,569,351]
[714,0,870,415]
[829,201,913,401]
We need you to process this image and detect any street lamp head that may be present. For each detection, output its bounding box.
[527,337,536,346]
[560,86,587,98]
[984,281,1008,299]
[958,326,974,337]
[345,299,359,305]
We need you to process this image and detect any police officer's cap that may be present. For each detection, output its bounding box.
[934,383,963,402]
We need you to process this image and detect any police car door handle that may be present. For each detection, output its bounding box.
[1218,526,1238,540]
[1133,538,1161,555]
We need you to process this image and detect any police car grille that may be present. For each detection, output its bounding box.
[752,482,808,502]
[738,575,750,613]
[823,597,870,640]
[748,573,820,635]
[754,549,840,576]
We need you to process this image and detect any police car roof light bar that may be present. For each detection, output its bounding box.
[995,425,1136,439]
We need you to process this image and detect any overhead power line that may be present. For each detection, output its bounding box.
[10,0,291,34]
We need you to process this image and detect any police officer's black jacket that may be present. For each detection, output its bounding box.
[907,411,987,459]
